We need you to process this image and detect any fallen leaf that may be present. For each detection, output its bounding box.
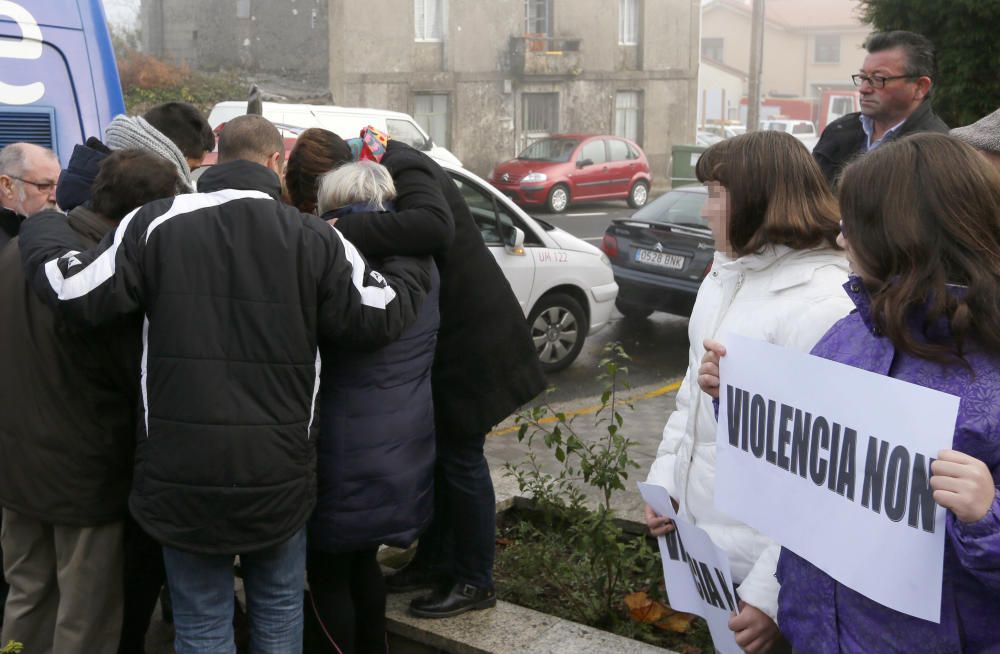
[624,591,678,625]
[655,611,696,633]
[495,537,514,546]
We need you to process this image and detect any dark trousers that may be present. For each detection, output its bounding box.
[117,517,165,654]
[306,548,385,654]
[411,430,495,588]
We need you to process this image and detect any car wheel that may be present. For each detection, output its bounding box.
[528,293,586,373]
[615,298,654,320]
[546,184,570,213]
[627,180,649,209]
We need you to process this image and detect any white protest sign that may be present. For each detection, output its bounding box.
[714,333,958,623]
[638,482,742,654]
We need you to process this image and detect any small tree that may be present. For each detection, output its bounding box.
[858,0,1000,127]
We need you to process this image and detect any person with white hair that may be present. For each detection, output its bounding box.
[305,157,440,654]
[318,159,397,217]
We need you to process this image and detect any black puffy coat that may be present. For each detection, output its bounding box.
[812,100,949,185]
[0,207,20,251]
[335,142,546,439]
[18,160,432,554]
[309,261,440,553]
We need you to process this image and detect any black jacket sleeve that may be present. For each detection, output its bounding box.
[18,210,144,327]
[333,144,455,258]
[315,223,433,351]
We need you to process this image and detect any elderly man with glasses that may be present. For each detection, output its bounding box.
[813,30,949,186]
[0,143,60,250]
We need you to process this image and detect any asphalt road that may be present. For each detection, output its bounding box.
[522,197,693,406]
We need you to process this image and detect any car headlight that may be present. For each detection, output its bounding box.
[522,172,547,183]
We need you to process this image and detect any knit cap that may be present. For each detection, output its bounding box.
[104,115,196,191]
[950,108,1000,155]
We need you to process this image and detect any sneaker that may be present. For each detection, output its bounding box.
[408,582,496,619]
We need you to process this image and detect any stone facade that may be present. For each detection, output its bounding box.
[142,0,700,180]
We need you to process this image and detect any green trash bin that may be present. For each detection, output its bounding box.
[670,144,707,188]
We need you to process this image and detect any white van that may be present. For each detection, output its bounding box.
[206,101,462,166]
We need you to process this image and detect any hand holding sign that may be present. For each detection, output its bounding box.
[931,449,997,523]
[728,601,780,654]
[644,503,676,536]
[698,338,727,399]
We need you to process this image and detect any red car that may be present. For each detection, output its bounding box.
[490,134,652,213]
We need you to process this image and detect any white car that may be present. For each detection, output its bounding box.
[439,161,619,373]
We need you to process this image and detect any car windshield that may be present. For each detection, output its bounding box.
[516,138,579,162]
[632,189,708,228]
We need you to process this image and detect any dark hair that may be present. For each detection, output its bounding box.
[217,115,284,165]
[694,130,840,257]
[865,30,936,79]
[839,133,1000,360]
[91,149,183,222]
[284,128,352,214]
[143,102,215,159]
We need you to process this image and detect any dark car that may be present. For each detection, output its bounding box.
[491,134,652,214]
[600,185,713,319]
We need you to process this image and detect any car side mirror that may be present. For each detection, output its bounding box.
[505,226,526,256]
[576,158,593,168]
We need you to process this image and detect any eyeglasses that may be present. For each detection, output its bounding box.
[851,73,918,89]
[9,175,56,193]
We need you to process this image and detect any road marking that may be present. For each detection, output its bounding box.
[489,379,683,438]
[565,212,608,217]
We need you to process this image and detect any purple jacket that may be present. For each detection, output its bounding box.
[777,278,1000,654]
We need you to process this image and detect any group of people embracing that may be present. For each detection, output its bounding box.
[0,109,544,654]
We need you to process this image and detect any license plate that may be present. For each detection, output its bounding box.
[635,249,685,269]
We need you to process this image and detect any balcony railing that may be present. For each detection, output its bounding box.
[510,35,583,78]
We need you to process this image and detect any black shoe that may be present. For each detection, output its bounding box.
[408,582,496,619]
[384,563,448,593]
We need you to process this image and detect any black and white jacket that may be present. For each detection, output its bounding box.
[18,160,431,554]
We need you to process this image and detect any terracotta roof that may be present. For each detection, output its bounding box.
[706,0,867,30]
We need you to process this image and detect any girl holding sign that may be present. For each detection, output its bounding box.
[644,130,853,654]
[763,134,1000,652]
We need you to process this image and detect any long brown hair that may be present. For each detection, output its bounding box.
[695,130,840,257]
[284,128,351,214]
[839,133,1000,360]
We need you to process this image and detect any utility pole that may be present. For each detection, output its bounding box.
[746,0,766,131]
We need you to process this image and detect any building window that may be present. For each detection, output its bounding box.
[619,0,639,45]
[814,34,840,64]
[522,93,559,148]
[701,37,723,63]
[615,91,642,144]
[525,0,552,36]
[414,93,449,149]
[415,0,445,41]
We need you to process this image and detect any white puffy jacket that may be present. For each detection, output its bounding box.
[646,245,852,621]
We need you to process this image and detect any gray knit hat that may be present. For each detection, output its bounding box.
[950,108,1000,155]
[104,115,196,191]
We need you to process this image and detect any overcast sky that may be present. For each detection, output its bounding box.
[103,0,139,29]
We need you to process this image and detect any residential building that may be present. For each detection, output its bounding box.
[142,0,701,180]
[699,0,866,125]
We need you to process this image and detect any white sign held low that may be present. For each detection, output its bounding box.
[714,333,958,623]
[638,482,742,654]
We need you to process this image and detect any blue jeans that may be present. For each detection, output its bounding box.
[163,529,306,654]
[412,431,495,588]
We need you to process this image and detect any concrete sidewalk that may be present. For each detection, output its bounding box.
[487,378,683,522]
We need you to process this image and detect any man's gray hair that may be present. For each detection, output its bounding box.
[0,142,39,177]
[317,160,397,215]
